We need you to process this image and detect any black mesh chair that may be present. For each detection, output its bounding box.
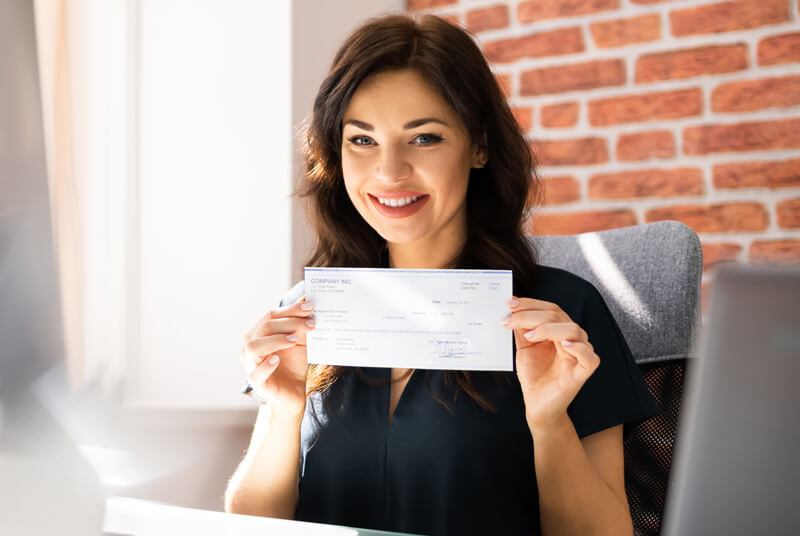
[534,221,702,536]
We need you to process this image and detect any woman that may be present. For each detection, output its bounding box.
[225,14,657,536]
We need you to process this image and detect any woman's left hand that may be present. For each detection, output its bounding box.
[504,297,600,432]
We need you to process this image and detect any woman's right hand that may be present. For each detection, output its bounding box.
[240,299,315,418]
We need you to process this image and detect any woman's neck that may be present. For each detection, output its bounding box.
[387,232,466,269]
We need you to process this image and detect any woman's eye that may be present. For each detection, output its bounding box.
[348,136,375,146]
[413,134,443,146]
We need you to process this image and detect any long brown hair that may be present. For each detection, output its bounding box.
[301,14,542,412]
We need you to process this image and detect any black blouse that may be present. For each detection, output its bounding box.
[294,265,658,535]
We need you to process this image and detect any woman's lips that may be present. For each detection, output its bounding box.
[368,193,430,218]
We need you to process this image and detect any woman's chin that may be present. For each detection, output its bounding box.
[377,229,426,246]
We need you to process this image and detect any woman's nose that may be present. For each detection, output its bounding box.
[375,146,411,183]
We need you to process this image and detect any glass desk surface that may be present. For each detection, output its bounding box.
[104,496,422,536]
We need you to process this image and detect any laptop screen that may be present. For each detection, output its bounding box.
[663,266,800,535]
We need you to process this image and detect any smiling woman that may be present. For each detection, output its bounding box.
[341,69,482,267]
[300,15,538,282]
[226,13,657,536]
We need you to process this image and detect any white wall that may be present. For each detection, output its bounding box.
[133,0,293,408]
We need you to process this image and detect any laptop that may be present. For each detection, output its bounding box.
[662,265,800,535]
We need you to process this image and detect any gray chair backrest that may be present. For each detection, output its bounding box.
[534,221,702,536]
[532,221,703,365]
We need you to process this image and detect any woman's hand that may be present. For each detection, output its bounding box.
[504,297,600,432]
[240,300,315,418]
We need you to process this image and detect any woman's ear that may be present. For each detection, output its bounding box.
[471,134,488,169]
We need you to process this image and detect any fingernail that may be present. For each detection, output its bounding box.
[268,354,279,365]
[562,340,573,347]
[305,318,316,328]
[301,302,313,311]
[286,334,298,342]
[524,330,536,340]
[508,299,519,308]
[502,314,511,325]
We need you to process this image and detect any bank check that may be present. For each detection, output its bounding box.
[304,267,513,371]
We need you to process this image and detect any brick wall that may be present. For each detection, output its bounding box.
[407,0,800,309]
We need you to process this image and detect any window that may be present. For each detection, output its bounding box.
[74,0,401,412]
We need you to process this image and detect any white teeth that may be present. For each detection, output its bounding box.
[377,195,421,207]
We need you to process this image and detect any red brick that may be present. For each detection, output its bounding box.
[702,242,743,271]
[534,137,608,166]
[712,75,800,113]
[758,32,800,65]
[589,168,704,199]
[510,106,533,133]
[495,73,512,98]
[484,27,584,64]
[683,119,800,155]
[670,0,789,36]
[617,130,676,161]
[777,198,800,228]
[635,44,748,83]
[532,209,637,235]
[589,88,702,126]
[540,175,581,205]
[541,102,579,128]
[590,14,661,48]
[713,159,800,189]
[520,59,625,96]
[749,239,800,264]
[466,5,509,33]
[645,202,769,232]
[407,0,457,11]
[518,0,619,23]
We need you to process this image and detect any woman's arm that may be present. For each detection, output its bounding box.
[225,300,315,518]
[505,297,633,535]
[224,403,304,518]
[532,420,631,535]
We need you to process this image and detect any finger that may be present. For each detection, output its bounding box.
[558,355,583,391]
[256,316,316,338]
[508,296,566,315]
[243,301,314,343]
[244,309,276,343]
[243,333,300,365]
[558,340,601,378]
[503,309,566,330]
[521,322,589,345]
[247,354,281,387]
[269,300,314,320]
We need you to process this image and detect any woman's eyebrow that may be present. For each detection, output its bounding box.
[343,117,450,131]
[404,117,449,129]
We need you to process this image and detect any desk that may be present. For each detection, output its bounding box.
[103,497,420,536]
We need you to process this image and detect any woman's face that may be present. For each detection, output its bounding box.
[341,69,484,251]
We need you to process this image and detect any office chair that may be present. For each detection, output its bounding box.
[534,221,702,536]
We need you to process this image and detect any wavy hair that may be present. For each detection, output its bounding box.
[300,14,542,412]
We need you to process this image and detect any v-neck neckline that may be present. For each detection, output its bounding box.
[386,368,416,425]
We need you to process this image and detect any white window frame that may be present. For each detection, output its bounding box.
[80,0,402,421]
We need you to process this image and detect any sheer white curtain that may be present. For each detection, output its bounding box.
[34,0,84,389]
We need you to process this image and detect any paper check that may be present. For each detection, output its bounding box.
[304,267,513,371]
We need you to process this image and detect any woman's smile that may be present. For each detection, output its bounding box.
[368,192,430,218]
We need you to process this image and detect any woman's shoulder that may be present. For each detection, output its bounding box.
[528,264,601,304]
[527,264,603,316]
